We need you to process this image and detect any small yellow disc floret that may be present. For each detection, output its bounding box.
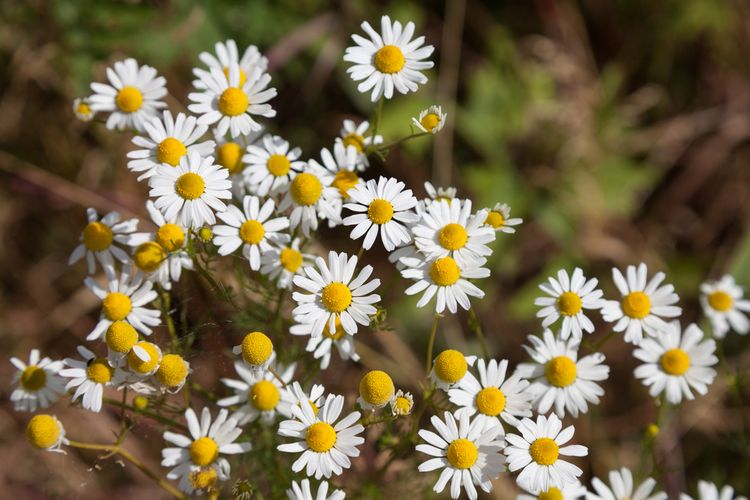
[438,223,468,250]
[267,154,291,177]
[475,387,506,416]
[127,341,160,374]
[175,172,205,200]
[280,248,303,272]
[433,349,468,384]
[116,86,143,113]
[133,241,166,273]
[217,142,244,174]
[538,488,564,500]
[359,370,395,407]
[556,291,582,316]
[87,358,113,384]
[239,220,265,245]
[20,365,47,391]
[342,133,365,152]
[485,211,504,229]
[621,291,651,319]
[156,223,185,251]
[332,170,360,198]
[26,414,61,449]
[420,113,441,132]
[102,292,132,321]
[241,331,273,366]
[190,467,218,490]
[708,290,733,312]
[290,173,323,206]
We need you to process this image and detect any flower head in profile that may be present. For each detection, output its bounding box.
[535,268,605,341]
[60,345,116,413]
[700,274,750,338]
[26,414,68,453]
[587,467,666,500]
[413,105,447,134]
[312,142,362,199]
[357,370,395,410]
[291,315,360,370]
[430,349,476,391]
[339,119,383,169]
[390,389,414,416]
[10,349,66,412]
[424,181,458,206]
[483,203,523,234]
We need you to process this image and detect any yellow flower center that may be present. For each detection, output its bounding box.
[323,317,346,340]
[429,257,461,286]
[708,291,733,312]
[249,380,280,411]
[241,331,273,366]
[290,173,323,206]
[342,133,365,153]
[446,438,478,469]
[133,241,166,273]
[393,396,412,415]
[175,172,206,200]
[374,45,406,74]
[86,358,113,384]
[475,387,506,416]
[76,101,91,116]
[321,282,353,313]
[218,87,249,116]
[557,291,583,316]
[538,488,564,500]
[198,227,213,242]
[621,291,651,319]
[20,365,47,392]
[305,422,337,452]
[156,223,185,252]
[189,437,219,466]
[82,221,113,252]
[190,468,218,490]
[332,170,360,198]
[222,66,248,87]
[298,400,320,416]
[127,341,160,374]
[660,348,690,375]
[645,424,660,438]
[115,86,143,113]
[420,113,441,132]
[102,292,132,321]
[485,211,505,228]
[133,395,149,410]
[529,437,559,465]
[545,356,577,387]
[279,248,303,272]
[433,349,467,384]
[156,137,187,166]
[367,198,394,224]
[239,220,265,245]
[105,321,138,353]
[267,154,291,177]
[26,415,60,449]
[217,142,244,174]
[156,354,188,388]
[438,223,468,250]
[359,370,395,406]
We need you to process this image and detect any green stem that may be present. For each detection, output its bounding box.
[268,366,289,388]
[103,397,187,432]
[377,132,429,151]
[160,288,179,351]
[425,314,440,374]
[371,97,384,140]
[468,307,489,358]
[591,329,617,352]
[357,245,365,260]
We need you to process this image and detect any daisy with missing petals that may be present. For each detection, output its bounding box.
[601,263,682,345]
[213,195,290,270]
[284,381,327,417]
[292,251,381,336]
[430,349,476,391]
[232,331,275,373]
[313,142,362,199]
[504,413,588,492]
[518,480,587,500]
[700,275,750,338]
[343,176,418,251]
[680,481,748,500]
[88,58,167,132]
[193,39,268,90]
[344,15,434,102]
[161,407,252,495]
[189,63,276,138]
[339,119,383,169]
[277,393,365,479]
[26,414,68,453]
[290,316,360,369]
[60,346,115,413]
[449,358,533,432]
[287,479,345,500]
[358,370,395,410]
[242,134,305,196]
[587,467,666,500]
[149,151,232,228]
[424,181,458,205]
[413,105,447,134]
[10,349,66,412]
[517,329,609,418]
[279,163,341,236]
[484,203,523,234]
[535,268,606,341]
[633,322,717,404]
[217,360,295,425]
[260,238,314,290]
[417,411,505,500]
[127,111,215,181]
[73,97,95,122]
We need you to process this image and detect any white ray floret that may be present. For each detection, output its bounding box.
[287,479,345,500]
[680,481,747,500]
[290,316,360,370]
[193,39,268,90]
[587,467,666,500]
[60,346,116,413]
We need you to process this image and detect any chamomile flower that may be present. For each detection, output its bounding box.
[193,39,268,89]
[424,181,457,205]
[26,414,68,453]
[277,393,365,479]
[430,349,476,391]
[10,350,66,412]
[217,360,295,425]
[416,411,505,500]
[344,15,434,102]
[60,346,115,413]
[290,316,360,369]
[484,203,523,234]
[155,353,191,393]
[279,163,341,237]
[343,177,418,251]
[633,322,717,404]
[700,275,750,338]
[260,238,314,290]
[313,141,362,199]
[680,481,748,500]
[504,413,588,492]
[88,58,167,132]
[149,151,232,228]
[127,111,215,181]
[517,329,609,418]
[242,134,305,196]
[358,370,395,410]
[292,251,381,336]
[339,119,383,169]
[213,195,290,270]
[390,389,414,416]
[449,358,533,431]
[535,268,606,341]
[69,208,147,276]
[232,331,275,372]
[587,467,666,500]
[161,407,252,495]
[73,97,95,122]
[125,341,163,378]
[188,63,276,138]
[413,105,447,134]
[601,263,682,345]
[287,479,345,500]
[518,481,588,500]
[284,381,326,417]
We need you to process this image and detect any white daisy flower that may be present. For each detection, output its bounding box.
[416,411,505,500]
[430,349,477,391]
[680,481,748,500]
[73,97,95,122]
[217,360,295,425]
[242,134,305,196]
[277,393,365,479]
[260,238,314,290]
[601,263,682,345]
[343,176,418,251]
[88,58,167,132]
[284,381,327,417]
[278,163,342,237]
[10,349,66,412]
[517,329,609,418]
[232,331,275,373]
[193,39,268,90]
[390,389,414,416]
[292,251,381,336]
[587,467,666,500]
[188,63,276,138]
[161,406,252,495]
[344,15,434,102]
[700,274,750,338]
[448,358,533,432]
[412,105,447,134]
[633,322,717,404]
[357,370,395,410]
[127,111,215,181]
[60,345,115,413]
[68,207,147,276]
[424,181,457,205]
[313,141,362,199]
[535,268,606,341]
[287,479,345,500]
[504,413,588,492]
[290,316,360,369]
[517,480,587,500]
[149,151,232,228]
[339,119,383,170]
[484,203,523,234]
[26,414,68,453]
[213,195,290,270]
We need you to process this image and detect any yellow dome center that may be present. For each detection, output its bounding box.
[342,133,366,153]
[102,292,132,321]
[156,137,187,166]
[241,331,273,366]
[332,170,360,198]
[446,438,478,469]
[538,487,564,500]
[485,211,505,228]
[393,396,412,415]
[433,349,467,384]
[20,365,47,392]
[279,248,303,272]
[190,468,218,490]
[359,370,395,406]
[429,257,461,286]
[133,395,149,410]
[250,380,281,411]
[622,291,651,319]
[156,223,185,251]
[708,290,733,312]
[374,45,406,74]
[217,142,244,174]
[660,348,690,375]
[127,341,160,374]
[26,414,60,449]
[115,86,143,113]
[175,172,205,200]
[420,113,441,132]
[239,220,265,245]
[87,358,113,384]
[367,198,394,224]
[321,282,353,313]
[290,173,323,206]
[222,66,248,87]
[305,422,337,452]
[83,221,113,252]
[105,320,138,353]
[133,241,166,273]
[557,291,583,316]
[218,87,249,116]
[76,101,91,116]
[267,154,291,177]
[323,317,347,340]
[156,354,188,388]
[189,437,219,466]
[475,387,506,416]
[545,356,577,387]
[529,437,559,465]
[438,223,468,250]
[198,227,213,242]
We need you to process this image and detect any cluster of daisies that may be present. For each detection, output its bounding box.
[14,13,749,500]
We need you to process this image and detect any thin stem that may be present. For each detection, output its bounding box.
[467,307,489,358]
[356,245,365,260]
[425,314,441,374]
[371,97,384,140]
[103,397,187,432]
[268,366,288,388]
[591,329,617,352]
[378,132,428,151]
[160,288,179,351]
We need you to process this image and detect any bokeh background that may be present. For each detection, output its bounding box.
[1,0,749,498]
